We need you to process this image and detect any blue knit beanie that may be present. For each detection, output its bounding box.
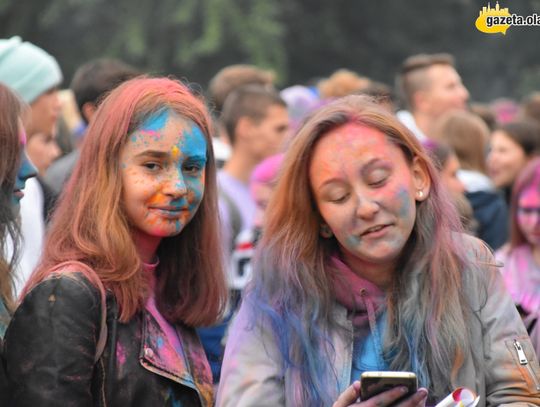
[0,36,63,104]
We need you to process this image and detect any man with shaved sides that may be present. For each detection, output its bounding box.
[396,53,469,141]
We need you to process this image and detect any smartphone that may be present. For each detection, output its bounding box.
[360,371,417,401]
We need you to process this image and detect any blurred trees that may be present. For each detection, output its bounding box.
[0,0,540,102]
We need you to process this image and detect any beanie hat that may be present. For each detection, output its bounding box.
[0,36,62,104]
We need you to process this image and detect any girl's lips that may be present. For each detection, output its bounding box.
[149,207,188,219]
[360,224,391,238]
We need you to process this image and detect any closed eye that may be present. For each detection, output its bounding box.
[366,167,390,187]
[368,177,388,187]
[329,193,349,203]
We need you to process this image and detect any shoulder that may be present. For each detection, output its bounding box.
[456,234,499,287]
[19,272,101,314]
[5,271,103,355]
[458,233,495,264]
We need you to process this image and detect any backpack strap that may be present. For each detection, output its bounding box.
[48,261,108,363]
[218,187,243,253]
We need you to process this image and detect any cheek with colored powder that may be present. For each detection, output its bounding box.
[147,193,169,207]
[396,187,413,219]
[345,234,361,249]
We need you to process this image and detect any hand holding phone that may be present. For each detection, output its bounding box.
[360,371,418,402]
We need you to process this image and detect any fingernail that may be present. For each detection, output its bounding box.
[400,386,409,394]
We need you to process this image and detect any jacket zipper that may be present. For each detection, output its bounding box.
[513,339,540,391]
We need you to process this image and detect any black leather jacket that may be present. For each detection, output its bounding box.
[4,273,213,406]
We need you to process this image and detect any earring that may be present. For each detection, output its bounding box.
[320,224,333,238]
[417,190,424,199]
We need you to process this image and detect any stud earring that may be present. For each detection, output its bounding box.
[320,224,333,238]
[417,190,424,199]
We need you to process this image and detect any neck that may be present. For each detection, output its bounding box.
[223,150,259,184]
[341,250,394,291]
[132,229,161,263]
[412,111,435,138]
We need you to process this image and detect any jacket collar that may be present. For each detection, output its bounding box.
[140,310,213,406]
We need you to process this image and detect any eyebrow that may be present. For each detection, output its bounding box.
[134,150,169,159]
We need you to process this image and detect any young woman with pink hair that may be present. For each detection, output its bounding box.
[4,77,227,406]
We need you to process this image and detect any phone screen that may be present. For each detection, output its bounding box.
[360,371,417,401]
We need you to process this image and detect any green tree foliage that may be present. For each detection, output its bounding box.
[1,0,540,101]
[0,0,286,89]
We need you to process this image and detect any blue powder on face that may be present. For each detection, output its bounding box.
[180,124,207,215]
[141,110,169,132]
[397,188,412,218]
[181,124,207,158]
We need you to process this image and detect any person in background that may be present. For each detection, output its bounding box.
[25,131,61,176]
[521,92,540,125]
[487,120,540,205]
[421,139,477,234]
[491,98,520,125]
[4,76,226,405]
[432,110,508,250]
[217,96,540,407]
[470,102,497,132]
[0,83,37,335]
[207,64,277,167]
[208,64,276,114]
[317,69,371,100]
[0,82,38,407]
[217,85,289,259]
[280,85,321,133]
[54,89,84,155]
[45,58,140,196]
[197,84,289,384]
[357,81,396,113]
[495,157,540,356]
[396,53,469,141]
[229,153,284,302]
[0,36,63,297]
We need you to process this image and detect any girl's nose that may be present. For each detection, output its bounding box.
[355,195,380,219]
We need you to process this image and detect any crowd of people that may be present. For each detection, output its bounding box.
[0,36,539,406]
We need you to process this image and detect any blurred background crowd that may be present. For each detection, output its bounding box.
[2,0,540,392]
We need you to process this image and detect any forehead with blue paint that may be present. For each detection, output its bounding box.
[141,109,169,132]
[132,109,207,159]
[180,123,207,160]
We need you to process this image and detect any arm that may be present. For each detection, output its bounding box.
[216,301,285,407]
[475,250,540,406]
[5,274,102,406]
